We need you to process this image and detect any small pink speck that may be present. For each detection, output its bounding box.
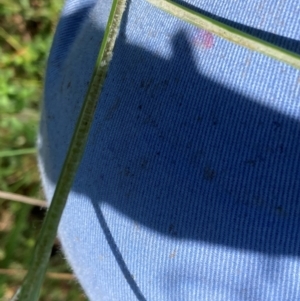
[193,29,214,49]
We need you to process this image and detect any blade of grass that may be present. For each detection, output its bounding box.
[0,149,36,158]
[0,269,74,281]
[146,0,300,69]
[0,27,23,52]
[12,0,127,299]
[0,191,46,207]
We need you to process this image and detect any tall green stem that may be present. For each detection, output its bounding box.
[13,0,127,299]
[147,0,300,69]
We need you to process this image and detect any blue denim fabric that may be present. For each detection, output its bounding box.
[38,0,300,299]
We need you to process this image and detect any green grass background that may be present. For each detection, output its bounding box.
[0,0,87,300]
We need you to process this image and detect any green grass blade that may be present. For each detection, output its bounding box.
[0,148,36,158]
[12,0,127,299]
[147,0,300,69]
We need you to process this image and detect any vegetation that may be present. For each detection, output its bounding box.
[0,0,87,299]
